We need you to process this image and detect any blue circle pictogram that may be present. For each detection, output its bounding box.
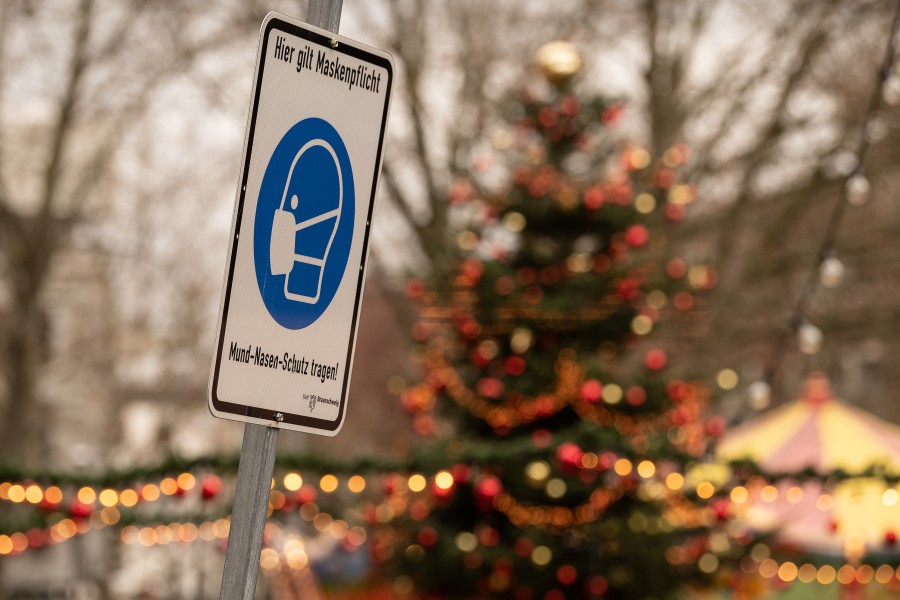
[254,118,354,329]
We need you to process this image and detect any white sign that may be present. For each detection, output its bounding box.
[208,12,393,435]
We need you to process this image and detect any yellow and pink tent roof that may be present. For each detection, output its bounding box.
[717,372,900,475]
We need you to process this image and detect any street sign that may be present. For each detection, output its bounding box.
[208,11,393,436]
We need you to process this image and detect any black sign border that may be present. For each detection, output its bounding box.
[209,15,393,433]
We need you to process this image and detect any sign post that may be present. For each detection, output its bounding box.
[218,423,278,600]
[211,1,392,598]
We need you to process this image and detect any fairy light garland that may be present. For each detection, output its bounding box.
[417,346,584,427]
[413,340,711,448]
[492,486,625,529]
[735,556,900,587]
[0,472,217,510]
[0,455,708,554]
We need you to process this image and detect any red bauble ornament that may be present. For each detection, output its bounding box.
[26,529,46,550]
[447,180,473,204]
[601,105,623,126]
[886,530,897,546]
[418,527,439,547]
[597,453,615,471]
[451,464,471,484]
[580,379,603,403]
[616,277,640,301]
[588,576,609,596]
[535,396,555,418]
[559,96,580,117]
[476,476,502,499]
[362,504,378,525]
[593,254,611,273]
[297,485,318,505]
[626,386,646,406]
[414,414,436,436]
[556,442,584,471]
[711,499,729,522]
[625,224,649,247]
[476,377,504,398]
[669,407,689,426]
[538,107,558,129]
[69,500,93,520]
[667,380,689,401]
[200,475,223,501]
[461,259,484,283]
[475,475,502,510]
[461,319,482,340]
[557,565,578,585]
[644,349,667,371]
[666,258,687,279]
[673,291,694,311]
[505,356,526,376]
[656,168,676,189]
[583,187,604,210]
[532,429,553,448]
[514,537,534,557]
[666,203,685,221]
[410,499,431,521]
[478,526,500,547]
[705,416,727,438]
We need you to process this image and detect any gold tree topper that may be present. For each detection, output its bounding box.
[535,40,582,84]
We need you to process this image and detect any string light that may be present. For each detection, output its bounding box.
[743,556,900,586]
[845,172,871,206]
[422,345,584,427]
[747,380,772,410]
[1,466,391,559]
[716,369,739,390]
[1,472,227,511]
[492,486,624,529]
[818,253,845,288]
[796,321,823,355]
[754,1,900,399]
[3,449,723,564]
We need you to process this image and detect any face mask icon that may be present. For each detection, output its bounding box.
[268,139,344,304]
[254,118,355,330]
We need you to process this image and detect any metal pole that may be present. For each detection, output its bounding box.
[307,0,343,33]
[218,423,279,600]
[217,3,343,599]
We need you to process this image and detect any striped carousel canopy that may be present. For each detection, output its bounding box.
[717,371,900,475]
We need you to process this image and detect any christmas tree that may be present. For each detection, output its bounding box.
[388,42,719,599]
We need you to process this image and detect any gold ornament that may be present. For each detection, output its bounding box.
[535,41,582,85]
